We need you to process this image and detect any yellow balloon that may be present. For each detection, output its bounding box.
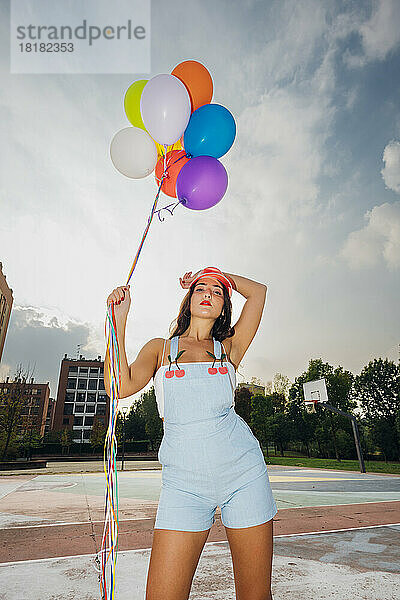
[124,80,148,129]
[154,138,183,158]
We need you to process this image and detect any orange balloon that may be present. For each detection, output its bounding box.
[171,60,213,112]
[155,150,190,197]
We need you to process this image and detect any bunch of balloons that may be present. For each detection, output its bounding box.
[110,60,236,210]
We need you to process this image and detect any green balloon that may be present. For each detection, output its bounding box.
[124,80,148,129]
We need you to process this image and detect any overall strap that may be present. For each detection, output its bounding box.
[213,337,221,359]
[161,338,167,365]
[171,336,179,360]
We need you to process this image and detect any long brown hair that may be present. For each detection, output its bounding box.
[169,281,235,342]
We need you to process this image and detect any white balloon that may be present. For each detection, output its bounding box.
[110,127,157,179]
[140,73,191,146]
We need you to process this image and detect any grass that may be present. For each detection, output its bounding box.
[262,455,400,474]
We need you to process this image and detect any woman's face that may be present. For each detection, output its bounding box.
[190,277,225,319]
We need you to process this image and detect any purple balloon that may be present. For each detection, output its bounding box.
[176,155,228,210]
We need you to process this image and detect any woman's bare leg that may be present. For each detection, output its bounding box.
[145,527,211,600]
[225,519,274,600]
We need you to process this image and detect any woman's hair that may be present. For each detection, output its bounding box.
[169,281,235,342]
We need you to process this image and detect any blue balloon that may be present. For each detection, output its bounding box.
[184,103,236,159]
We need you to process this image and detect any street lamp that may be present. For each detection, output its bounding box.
[121,406,128,471]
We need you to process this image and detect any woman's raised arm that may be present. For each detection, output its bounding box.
[223,271,267,366]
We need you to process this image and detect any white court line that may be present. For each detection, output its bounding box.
[0,516,158,530]
[1,497,400,530]
[1,523,399,566]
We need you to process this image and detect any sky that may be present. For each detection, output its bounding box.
[0,0,399,407]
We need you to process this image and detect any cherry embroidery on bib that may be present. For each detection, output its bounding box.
[206,351,218,374]
[165,354,174,378]
[206,351,228,374]
[219,353,228,373]
[174,350,186,377]
[164,350,186,378]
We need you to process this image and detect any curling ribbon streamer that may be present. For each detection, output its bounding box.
[98,144,185,600]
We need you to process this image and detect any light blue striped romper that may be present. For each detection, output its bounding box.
[153,335,277,531]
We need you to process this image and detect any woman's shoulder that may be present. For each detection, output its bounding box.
[150,337,171,367]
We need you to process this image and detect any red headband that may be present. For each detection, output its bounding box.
[190,267,233,298]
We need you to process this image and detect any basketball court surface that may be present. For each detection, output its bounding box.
[0,462,399,599]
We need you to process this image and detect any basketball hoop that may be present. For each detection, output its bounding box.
[305,401,317,414]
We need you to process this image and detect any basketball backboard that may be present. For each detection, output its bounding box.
[302,378,328,412]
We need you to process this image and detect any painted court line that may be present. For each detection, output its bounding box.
[1,498,399,530]
[1,523,399,566]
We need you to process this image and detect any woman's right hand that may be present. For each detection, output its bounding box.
[106,285,131,320]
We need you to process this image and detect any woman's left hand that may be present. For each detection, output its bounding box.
[179,270,201,289]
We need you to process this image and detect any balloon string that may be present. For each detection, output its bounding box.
[125,148,187,285]
[99,141,181,600]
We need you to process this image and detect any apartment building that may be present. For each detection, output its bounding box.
[53,354,108,443]
[0,380,50,437]
[237,382,266,396]
[0,262,13,362]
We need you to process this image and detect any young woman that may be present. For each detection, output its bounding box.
[105,267,277,600]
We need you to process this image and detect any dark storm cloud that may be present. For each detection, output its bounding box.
[1,306,92,397]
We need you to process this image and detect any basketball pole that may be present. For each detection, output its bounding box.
[322,403,366,473]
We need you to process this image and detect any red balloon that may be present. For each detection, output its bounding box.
[155,149,190,197]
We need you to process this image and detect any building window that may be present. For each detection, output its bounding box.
[98,393,107,403]
[98,379,105,390]
[79,367,88,375]
[86,404,95,414]
[67,378,77,389]
[64,403,74,415]
[83,430,91,440]
[77,392,86,402]
[87,392,97,403]
[78,379,87,390]
[89,367,99,376]
[75,404,84,413]
[69,365,78,374]
[65,392,75,402]
[97,404,106,415]
[84,416,94,426]
[88,379,97,390]
[74,415,83,426]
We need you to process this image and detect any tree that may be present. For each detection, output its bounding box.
[60,428,72,456]
[354,358,400,460]
[354,358,399,422]
[287,358,355,460]
[235,386,252,421]
[90,420,107,453]
[273,373,291,399]
[250,394,274,456]
[0,365,36,460]
[269,412,292,456]
[142,388,163,451]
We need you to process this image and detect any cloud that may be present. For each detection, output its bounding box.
[1,305,94,396]
[340,200,400,270]
[381,140,400,193]
[221,83,335,241]
[344,0,400,67]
